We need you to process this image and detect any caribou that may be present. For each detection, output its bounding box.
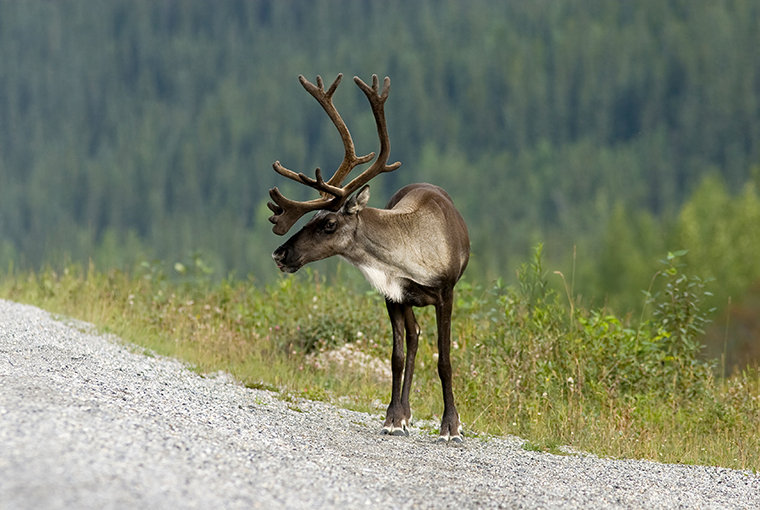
[268,74,470,442]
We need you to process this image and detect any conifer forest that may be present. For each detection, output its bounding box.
[2,1,760,367]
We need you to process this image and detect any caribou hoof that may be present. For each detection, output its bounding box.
[436,420,463,443]
[381,419,409,436]
[436,433,463,443]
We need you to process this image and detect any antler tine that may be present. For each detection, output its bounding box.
[295,167,347,198]
[272,161,342,196]
[268,161,348,232]
[267,185,341,236]
[336,75,402,198]
[268,73,401,236]
[297,74,375,190]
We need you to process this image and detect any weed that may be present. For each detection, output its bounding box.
[1,249,758,472]
[245,381,278,393]
[522,439,567,455]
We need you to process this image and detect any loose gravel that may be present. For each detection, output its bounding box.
[0,298,757,509]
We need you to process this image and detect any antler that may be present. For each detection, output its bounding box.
[268,73,401,235]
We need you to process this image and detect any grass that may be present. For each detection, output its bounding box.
[1,249,759,473]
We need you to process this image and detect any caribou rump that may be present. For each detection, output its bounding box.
[268,74,469,442]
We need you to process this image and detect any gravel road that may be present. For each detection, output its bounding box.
[0,299,757,509]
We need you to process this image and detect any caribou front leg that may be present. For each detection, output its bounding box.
[382,300,408,435]
[400,306,419,427]
[382,301,418,435]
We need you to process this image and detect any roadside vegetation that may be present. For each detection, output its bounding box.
[3,247,758,473]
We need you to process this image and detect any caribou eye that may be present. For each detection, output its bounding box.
[323,220,337,234]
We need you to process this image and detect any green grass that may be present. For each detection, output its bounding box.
[2,250,758,473]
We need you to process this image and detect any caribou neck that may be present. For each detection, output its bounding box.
[340,206,446,303]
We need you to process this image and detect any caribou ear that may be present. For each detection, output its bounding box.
[344,185,370,215]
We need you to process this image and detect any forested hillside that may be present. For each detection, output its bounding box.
[2,1,760,363]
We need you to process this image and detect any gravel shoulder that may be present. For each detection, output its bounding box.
[0,299,757,509]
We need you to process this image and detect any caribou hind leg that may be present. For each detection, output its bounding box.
[435,288,462,442]
[382,301,419,436]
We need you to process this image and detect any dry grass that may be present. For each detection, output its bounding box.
[2,255,758,472]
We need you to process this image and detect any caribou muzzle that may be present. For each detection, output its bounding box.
[272,244,302,273]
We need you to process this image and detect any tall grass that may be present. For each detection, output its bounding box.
[2,249,758,472]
